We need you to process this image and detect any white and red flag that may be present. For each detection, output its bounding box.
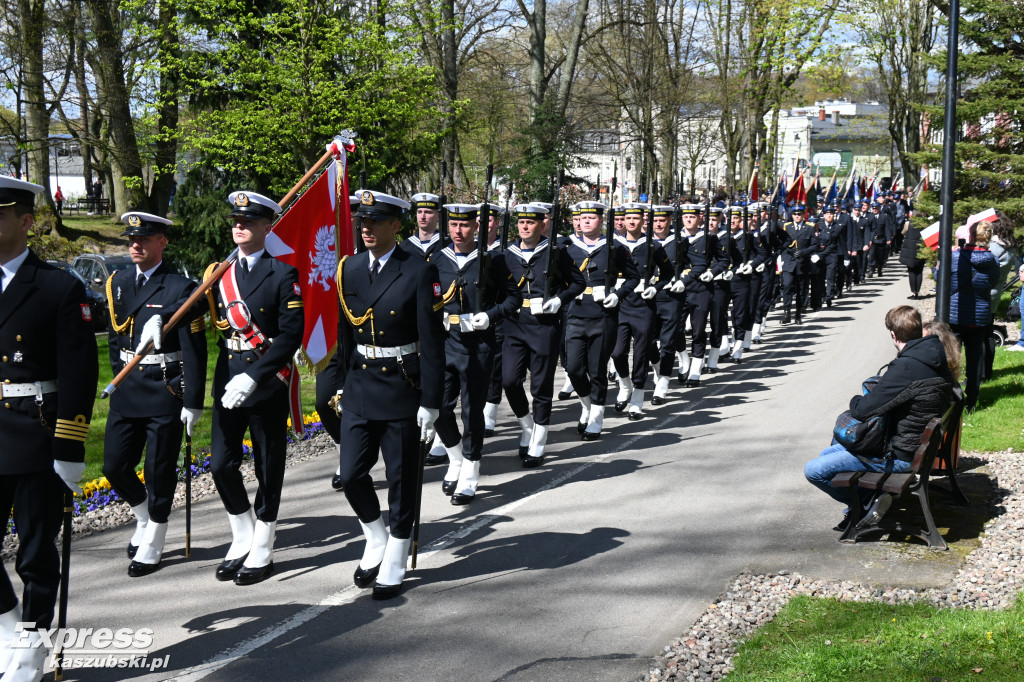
[266,137,357,374]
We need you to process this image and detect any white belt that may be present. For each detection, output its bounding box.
[120,349,182,365]
[0,380,58,398]
[224,335,274,352]
[357,342,420,359]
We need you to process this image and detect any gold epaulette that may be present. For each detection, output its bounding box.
[287,300,304,309]
[54,416,89,443]
[106,274,131,335]
[203,262,230,331]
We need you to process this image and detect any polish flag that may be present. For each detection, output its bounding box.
[921,221,941,249]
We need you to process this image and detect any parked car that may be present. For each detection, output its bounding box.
[47,260,107,330]
[71,254,135,300]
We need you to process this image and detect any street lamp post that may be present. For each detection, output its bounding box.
[935,0,960,323]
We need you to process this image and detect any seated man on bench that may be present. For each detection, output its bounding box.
[804,305,954,530]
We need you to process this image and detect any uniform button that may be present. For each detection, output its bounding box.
[358,328,363,334]
[260,308,265,313]
[3,379,9,384]
[361,364,367,369]
[228,354,234,360]
[219,303,224,308]
[15,335,21,342]
[246,357,252,362]
[381,367,387,373]
[2,357,6,363]
[3,403,8,409]
[390,310,396,316]
[378,331,383,336]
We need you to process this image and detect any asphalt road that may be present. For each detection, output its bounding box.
[33,271,922,682]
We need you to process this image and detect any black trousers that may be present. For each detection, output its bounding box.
[906,263,924,296]
[653,298,681,375]
[314,354,341,444]
[810,264,826,309]
[502,319,559,425]
[730,275,753,339]
[951,324,988,408]
[487,321,505,404]
[0,471,62,628]
[102,409,183,523]
[755,266,775,323]
[825,255,841,301]
[611,303,655,389]
[211,387,289,522]
[869,243,887,274]
[682,289,711,358]
[435,334,495,461]
[565,313,618,404]
[781,271,807,313]
[337,413,419,539]
[856,249,869,281]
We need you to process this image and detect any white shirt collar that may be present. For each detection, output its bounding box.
[369,245,397,273]
[241,249,265,271]
[135,261,162,283]
[0,248,30,293]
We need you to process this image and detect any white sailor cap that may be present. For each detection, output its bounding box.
[535,202,554,212]
[120,211,173,237]
[444,203,479,220]
[624,202,648,215]
[353,189,410,219]
[680,203,701,215]
[576,201,606,215]
[411,192,441,210]
[227,191,283,220]
[709,206,724,216]
[514,203,549,219]
[652,204,675,217]
[0,177,43,208]
[349,194,360,206]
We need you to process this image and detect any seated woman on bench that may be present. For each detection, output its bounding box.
[804,306,954,530]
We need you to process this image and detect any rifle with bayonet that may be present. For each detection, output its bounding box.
[439,160,449,249]
[500,179,513,250]
[544,169,563,301]
[644,187,656,289]
[673,183,685,278]
[605,176,618,299]
[476,163,494,312]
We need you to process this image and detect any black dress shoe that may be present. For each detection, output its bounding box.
[518,445,529,459]
[577,421,586,434]
[127,543,139,559]
[353,562,381,588]
[684,379,700,388]
[781,315,791,325]
[372,582,403,600]
[483,428,494,438]
[826,299,832,308]
[441,480,457,496]
[423,453,449,466]
[127,560,160,577]
[651,395,666,405]
[707,367,717,374]
[331,474,344,490]
[234,561,274,585]
[581,431,601,441]
[522,455,542,468]
[795,316,803,325]
[557,390,574,400]
[450,492,475,505]
[628,411,644,421]
[607,371,617,382]
[215,555,247,582]
[676,373,687,384]
[614,400,627,412]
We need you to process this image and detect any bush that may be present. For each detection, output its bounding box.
[165,165,247,276]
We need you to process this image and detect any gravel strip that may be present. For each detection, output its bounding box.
[648,449,1024,681]
[1,431,338,562]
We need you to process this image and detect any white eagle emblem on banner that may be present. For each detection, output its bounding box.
[308,225,336,292]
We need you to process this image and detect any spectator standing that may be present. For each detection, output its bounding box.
[949,223,1000,412]
[899,211,926,299]
[54,186,64,216]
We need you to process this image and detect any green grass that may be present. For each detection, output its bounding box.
[961,346,1024,453]
[728,594,1024,681]
[86,330,320,483]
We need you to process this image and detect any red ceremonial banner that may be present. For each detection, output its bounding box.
[265,145,356,372]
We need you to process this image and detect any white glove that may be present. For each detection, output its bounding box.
[742,262,754,275]
[723,270,734,281]
[669,278,686,294]
[54,460,85,495]
[641,286,657,300]
[843,259,851,267]
[180,407,202,437]
[416,406,439,441]
[755,263,766,273]
[811,254,820,263]
[541,298,562,314]
[699,271,714,282]
[602,292,619,309]
[634,281,646,294]
[221,373,258,409]
[470,312,490,330]
[136,315,163,353]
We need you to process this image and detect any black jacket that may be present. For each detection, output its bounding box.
[850,335,953,461]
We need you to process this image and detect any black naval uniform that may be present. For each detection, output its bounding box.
[612,236,673,388]
[103,263,206,525]
[502,238,586,427]
[0,252,97,628]
[335,247,444,538]
[431,246,521,461]
[708,227,736,354]
[564,236,639,404]
[849,210,872,283]
[652,234,688,376]
[680,229,729,362]
[818,216,843,304]
[779,220,818,321]
[754,214,785,332]
[728,224,767,345]
[485,239,506,421]
[868,210,892,276]
[206,252,304,523]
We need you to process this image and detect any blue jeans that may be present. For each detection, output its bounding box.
[804,443,913,506]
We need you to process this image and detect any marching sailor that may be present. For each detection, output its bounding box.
[334,189,444,599]
[0,178,97,680]
[649,203,688,404]
[400,193,443,260]
[205,191,304,585]
[503,203,586,466]
[103,211,207,577]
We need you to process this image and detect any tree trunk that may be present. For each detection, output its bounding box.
[525,0,546,127]
[149,0,179,217]
[19,0,57,220]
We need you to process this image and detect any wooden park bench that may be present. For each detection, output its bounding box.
[830,396,966,550]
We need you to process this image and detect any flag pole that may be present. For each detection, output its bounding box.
[102,143,341,398]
